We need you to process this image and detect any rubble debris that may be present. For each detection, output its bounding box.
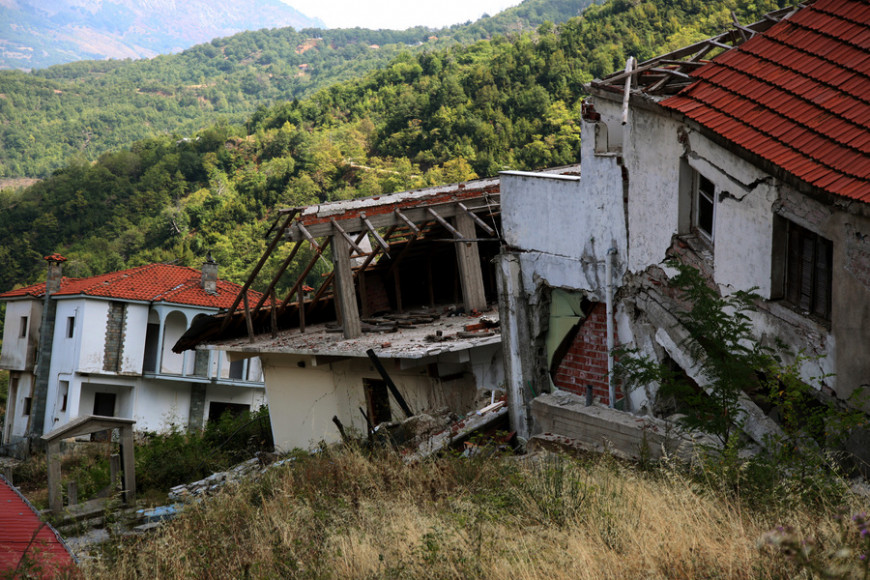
[402,402,510,463]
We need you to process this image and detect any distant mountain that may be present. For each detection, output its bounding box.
[0,0,599,178]
[0,0,325,70]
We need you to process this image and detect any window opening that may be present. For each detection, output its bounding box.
[784,220,832,320]
[364,378,392,425]
[694,173,715,240]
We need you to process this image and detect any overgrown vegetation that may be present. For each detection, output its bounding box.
[616,260,867,511]
[8,406,273,509]
[80,444,867,579]
[0,0,795,297]
[136,405,273,494]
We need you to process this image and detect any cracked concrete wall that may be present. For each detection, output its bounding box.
[260,353,343,451]
[608,94,869,405]
[260,351,496,452]
[497,92,868,448]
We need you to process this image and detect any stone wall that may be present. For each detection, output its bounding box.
[103,302,127,373]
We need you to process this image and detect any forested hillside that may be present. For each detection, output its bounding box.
[0,0,794,297]
[0,0,594,179]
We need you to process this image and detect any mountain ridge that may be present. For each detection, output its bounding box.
[0,0,325,70]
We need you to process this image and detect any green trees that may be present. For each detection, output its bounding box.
[0,0,798,296]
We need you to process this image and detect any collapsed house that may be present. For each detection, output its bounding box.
[496,0,870,451]
[0,258,266,456]
[174,174,571,451]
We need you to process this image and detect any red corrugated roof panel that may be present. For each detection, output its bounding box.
[661,0,870,202]
[0,476,76,576]
[0,263,264,309]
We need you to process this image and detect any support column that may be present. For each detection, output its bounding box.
[496,253,533,440]
[332,234,361,339]
[454,212,487,312]
[188,383,206,431]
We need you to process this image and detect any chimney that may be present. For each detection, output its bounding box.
[44,254,66,295]
[201,253,218,294]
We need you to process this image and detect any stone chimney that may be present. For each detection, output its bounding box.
[44,253,66,295]
[201,253,218,294]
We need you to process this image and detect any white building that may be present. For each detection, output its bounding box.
[496,0,870,447]
[1,255,265,455]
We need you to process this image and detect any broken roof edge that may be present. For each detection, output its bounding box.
[294,176,502,221]
[587,83,870,212]
[202,332,502,361]
[587,2,807,96]
[199,326,502,361]
[500,170,582,182]
[197,309,503,361]
[290,164,582,222]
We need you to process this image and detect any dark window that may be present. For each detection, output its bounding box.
[785,221,832,320]
[695,174,715,240]
[143,323,160,373]
[229,359,245,380]
[60,394,68,412]
[208,402,249,423]
[364,379,392,425]
[19,316,28,339]
[93,392,116,417]
[23,397,32,416]
[66,316,75,338]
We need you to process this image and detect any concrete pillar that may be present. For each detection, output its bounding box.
[495,253,533,440]
[333,234,361,339]
[29,255,66,441]
[455,212,487,312]
[188,384,207,431]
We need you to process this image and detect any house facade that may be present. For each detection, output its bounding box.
[1,256,266,455]
[496,0,869,445]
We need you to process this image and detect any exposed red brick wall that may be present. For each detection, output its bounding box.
[552,302,620,405]
[361,272,391,316]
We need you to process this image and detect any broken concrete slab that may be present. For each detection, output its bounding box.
[531,390,709,462]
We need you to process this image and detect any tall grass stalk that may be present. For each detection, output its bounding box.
[82,446,862,579]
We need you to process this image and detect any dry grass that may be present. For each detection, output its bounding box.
[83,447,865,579]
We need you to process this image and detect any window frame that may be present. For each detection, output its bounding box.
[692,171,716,242]
[66,316,75,339]
[19,316,28,339]
[774,217,833,322]
[784,220,832,320]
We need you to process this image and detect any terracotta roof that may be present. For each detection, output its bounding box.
[0,475,76,575]
[660,0,870,202]
[0,263,263,310]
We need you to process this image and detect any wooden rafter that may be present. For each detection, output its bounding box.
[221,210,297,331]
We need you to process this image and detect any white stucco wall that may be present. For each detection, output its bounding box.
[618,100,686,273]
[161,311,189,375]
[122,303,149,374]
[73,299,109,372]
[0,300,41,371]
[203,384,266,423]
[128,379,190,430]
[501,157,627,298]
[260,354,343,451]
[4,373,34,440]
[259,349,498,452]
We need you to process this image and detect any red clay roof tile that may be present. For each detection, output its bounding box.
[0,263,262,310]
[661,0,870,202]
[0,476,75,575]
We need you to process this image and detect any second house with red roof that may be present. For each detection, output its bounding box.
[0,255,265,456]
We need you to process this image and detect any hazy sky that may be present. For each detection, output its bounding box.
[283,0,522,30]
